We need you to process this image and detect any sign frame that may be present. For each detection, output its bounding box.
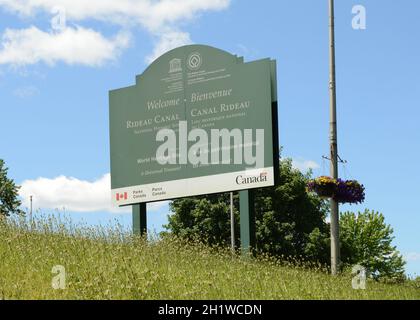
[109,45,279,207]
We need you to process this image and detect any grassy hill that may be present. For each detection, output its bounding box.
[0,217,419,300]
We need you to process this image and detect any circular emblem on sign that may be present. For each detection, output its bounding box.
[187,52,202,70]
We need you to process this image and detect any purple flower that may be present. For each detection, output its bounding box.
[308,177,365,204]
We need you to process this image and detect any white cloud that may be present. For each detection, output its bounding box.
[0,26,130,67]
[405,252,420,262]
[0,0,231,66]
[292,158,320,172]
[0,0,230,30]
[19,173,169,213]
[146,30,191,63]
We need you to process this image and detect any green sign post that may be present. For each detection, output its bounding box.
[239,190,256,256]
[109,45,278,253]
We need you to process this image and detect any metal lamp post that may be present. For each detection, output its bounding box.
[328,0,341,275]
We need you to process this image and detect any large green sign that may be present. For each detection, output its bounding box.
[110,45,278,206]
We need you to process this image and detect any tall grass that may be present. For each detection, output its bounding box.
[0,215,419,300]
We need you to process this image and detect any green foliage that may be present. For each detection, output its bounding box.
[253,159,329,260]
[0,159,24,217]
[340,209,406,282]
[412,277,420,289]
[166,159,408,280]
[167,194,239,246]
[1,216,418,300]
[166,159,330,264]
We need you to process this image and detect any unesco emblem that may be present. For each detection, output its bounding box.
[169,58,182,73]
[187,52,202,70]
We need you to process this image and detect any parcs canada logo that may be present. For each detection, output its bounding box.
[187,52,202,71]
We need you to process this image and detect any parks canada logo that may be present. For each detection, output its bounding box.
[236,172,268,185]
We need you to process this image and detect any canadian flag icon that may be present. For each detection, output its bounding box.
[116,192,128,201]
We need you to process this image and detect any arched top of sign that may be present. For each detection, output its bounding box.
[136,44,244,84]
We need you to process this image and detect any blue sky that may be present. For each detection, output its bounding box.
[0,0,419,276]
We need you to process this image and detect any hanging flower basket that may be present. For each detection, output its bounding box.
[307,176,365,204]
[307,176,337,198]
[333,179,365,204]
